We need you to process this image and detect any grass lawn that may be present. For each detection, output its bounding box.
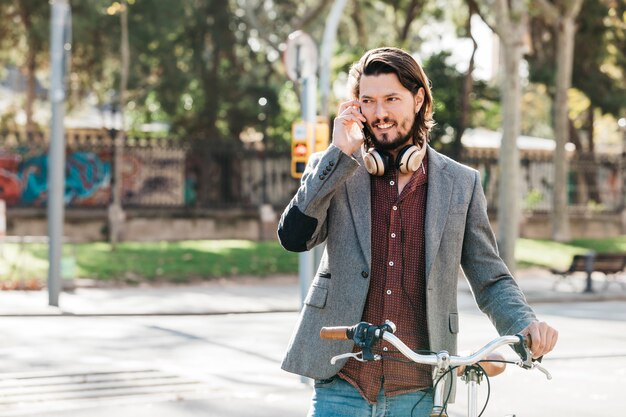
[0,240,298,286]
[2,236,626,286]
[516,236,626,270]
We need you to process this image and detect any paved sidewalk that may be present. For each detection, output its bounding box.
[0,269,625,316]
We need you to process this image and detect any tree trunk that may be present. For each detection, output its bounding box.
[453,6,478,161]
[569,110,601,205]
[483,0,528,274]
[109,0,130,249]
[497,37,523,273]
[551,17,576,241]
[398,0,424,44]
[350,0,367,47]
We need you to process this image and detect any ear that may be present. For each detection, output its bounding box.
[414,87,425,112]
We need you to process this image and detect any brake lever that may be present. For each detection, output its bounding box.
[532,361,552,380]
[330,351,363,364]
[330,351,382,365]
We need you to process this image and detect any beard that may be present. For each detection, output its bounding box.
[366,115,416,152]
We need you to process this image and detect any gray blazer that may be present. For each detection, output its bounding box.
[277,144,536,391]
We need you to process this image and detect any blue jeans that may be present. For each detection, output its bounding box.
[307,376,434,417]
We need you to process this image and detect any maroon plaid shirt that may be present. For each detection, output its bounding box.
[339,154,431,404]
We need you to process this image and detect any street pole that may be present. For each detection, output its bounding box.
[47,0,71,307]
[298,75,321,305]
[319,0,348,118]
[284,31,321,309]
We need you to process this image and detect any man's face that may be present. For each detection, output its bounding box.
[358,72,424,152]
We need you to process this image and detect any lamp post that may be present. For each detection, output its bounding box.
[103,101,124,248]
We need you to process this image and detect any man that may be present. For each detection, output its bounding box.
[277,47,558,416]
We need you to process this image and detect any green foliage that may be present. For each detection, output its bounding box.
[422,50,500,154]
[521,83,554,139]
[523,188,545,211]
[527,0,626,118]
[424,51,464,147]
[1,0,624,153]
[572,0,626,116]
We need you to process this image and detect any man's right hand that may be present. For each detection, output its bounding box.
[333,100,367,156]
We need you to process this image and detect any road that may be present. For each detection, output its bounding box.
[1,300,625,417]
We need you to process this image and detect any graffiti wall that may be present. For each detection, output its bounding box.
[122,147,185,206]
[0,143,186,207]
[0,149,112,206]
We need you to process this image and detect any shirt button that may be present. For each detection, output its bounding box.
[392,206,398,211]
[361,271,369,278]
[391,233,396,238]
[326,165,332,170]
[390,180,395,186]
[389,261,394,266]
[386,289,392,295]
[329,161,335,166]
[319,175,326,180]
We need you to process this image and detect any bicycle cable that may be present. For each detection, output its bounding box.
[476,363,490,417]
[474,358,519,417]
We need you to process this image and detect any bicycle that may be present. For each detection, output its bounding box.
[320,321,552,417]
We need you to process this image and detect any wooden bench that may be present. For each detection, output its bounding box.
[550,252,626,292]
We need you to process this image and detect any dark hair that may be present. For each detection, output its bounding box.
[348,47,435,146]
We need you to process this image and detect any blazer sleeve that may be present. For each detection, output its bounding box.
[460,170,537,335]
[277,143,360,252]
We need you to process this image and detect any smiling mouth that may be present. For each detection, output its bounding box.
[375,122,394,130]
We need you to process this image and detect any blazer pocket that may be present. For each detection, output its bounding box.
[304,284,328,309]
[449,312,459,334]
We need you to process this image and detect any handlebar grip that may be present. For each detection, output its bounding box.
[320,326,351,340]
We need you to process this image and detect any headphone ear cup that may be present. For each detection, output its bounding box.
[396,145,427,174]
[363,148,388,176]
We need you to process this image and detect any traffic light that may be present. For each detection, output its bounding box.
[314,117,330,153]
[291,121,311,178]
[291,118,331,179]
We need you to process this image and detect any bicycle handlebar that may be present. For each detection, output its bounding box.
[320,321,551,380]
[381,331,522,367]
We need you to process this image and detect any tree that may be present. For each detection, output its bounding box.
[0,1,49,130]
[527,0,626,211]
[473,0,529,272]
[532,0,584,242]
[423,50,499,154]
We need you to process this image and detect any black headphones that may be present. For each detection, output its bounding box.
[363,144,426,176]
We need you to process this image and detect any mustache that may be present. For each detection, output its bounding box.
[371,117,395,126]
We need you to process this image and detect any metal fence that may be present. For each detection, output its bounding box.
[0,129,299,210]
[0,129,623,213]
[462,150,625,213]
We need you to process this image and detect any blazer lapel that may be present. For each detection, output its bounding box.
[425,147,453,283]
[346,154,372,267]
